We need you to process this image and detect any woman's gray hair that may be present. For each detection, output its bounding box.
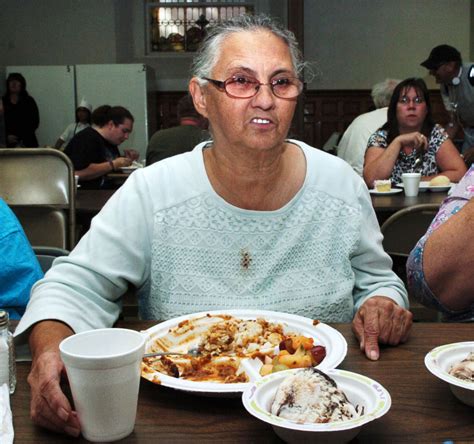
[191,14,305,82]
[371,78,401,109]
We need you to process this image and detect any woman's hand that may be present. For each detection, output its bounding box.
[28,321,80,436]
[28,350,81,436]
[396,131,428,152]
[352,296,413,360]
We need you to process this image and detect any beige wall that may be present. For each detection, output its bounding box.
[305,0,471,89]
[0,0,471,93]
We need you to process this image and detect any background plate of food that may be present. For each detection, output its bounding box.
[141,309,347,396]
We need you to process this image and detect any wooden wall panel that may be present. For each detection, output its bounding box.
[149,90,451,148]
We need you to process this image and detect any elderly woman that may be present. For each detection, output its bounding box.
[407,165,474,322]
[16,15,411,437]
[363,77,466,187]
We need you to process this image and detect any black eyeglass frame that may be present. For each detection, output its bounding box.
[202,76,304,99]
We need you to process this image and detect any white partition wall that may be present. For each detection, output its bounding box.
[6,66,76,147]
[6,64,148,158]
[76,64,148,159]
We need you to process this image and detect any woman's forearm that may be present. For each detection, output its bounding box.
[363,139,402,186]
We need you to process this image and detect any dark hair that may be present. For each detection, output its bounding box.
[177,94,201,120]
[4,72,29,99]
[382,77,434,143]
[75,107,91,124]
[91,105,134,127]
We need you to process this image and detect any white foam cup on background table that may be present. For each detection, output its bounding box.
[59,328,145,442]
[402,172,421,197]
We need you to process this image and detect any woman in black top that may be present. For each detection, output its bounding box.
[2,72,40,147]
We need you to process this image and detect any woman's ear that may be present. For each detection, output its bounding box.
[189,78,209,119]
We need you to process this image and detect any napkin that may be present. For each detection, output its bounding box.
[0,383,14,444]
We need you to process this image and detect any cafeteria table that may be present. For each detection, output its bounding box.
[11,321,474,443]
[76,189,116,214]
[371,190,447,225]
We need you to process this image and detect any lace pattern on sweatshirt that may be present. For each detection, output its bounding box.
[144,187,361,322]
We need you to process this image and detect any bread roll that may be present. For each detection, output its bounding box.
[429,175,450,186]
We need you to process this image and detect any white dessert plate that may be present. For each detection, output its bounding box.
[120,166,139,173]
[369,189,403,195]
[140,309,347,396]
[242,368,391,443]
[396,181,451,192]
[424,341,474,407]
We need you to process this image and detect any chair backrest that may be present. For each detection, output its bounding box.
[380,204,440,257]
[0,148,76,249]
[33,246,70,273]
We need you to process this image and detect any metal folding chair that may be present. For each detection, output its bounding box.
[0,148,76,249]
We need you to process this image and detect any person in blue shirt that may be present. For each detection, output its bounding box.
[0,198,43,319]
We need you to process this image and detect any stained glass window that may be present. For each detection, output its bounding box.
[146,1,254,53]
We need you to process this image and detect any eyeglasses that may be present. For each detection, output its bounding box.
[398,96,425,105]
[202,75,303,99]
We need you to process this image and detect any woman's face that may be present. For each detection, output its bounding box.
[396,86,428,133]
[193,29,298,155]
[8,79,22,94]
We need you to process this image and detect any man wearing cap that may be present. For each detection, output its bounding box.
[421,44,474,154]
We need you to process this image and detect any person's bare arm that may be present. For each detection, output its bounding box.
[75,157,132,181]
[423,199,474,311]
[54,138,65,150]
[27,320,81,436]
[431,139,467,182]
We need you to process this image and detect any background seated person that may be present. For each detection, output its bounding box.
[363,78,466,188]
[146,94,210,165]
[15,15,411,437]
[407,165,474,322]
[64,105,137,189]
[2,72,39,148]
[0,198,43,319]
[337,78,400,176]
[54,98,92,150]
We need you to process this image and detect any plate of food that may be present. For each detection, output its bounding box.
[242,367,391,443]
[396,176,452,193]
[424,342,474,406]
[120,166,138,173]
[141,309,347,395]
[120,160,144,174]
[369,188,403,195]
[369,180,403,195]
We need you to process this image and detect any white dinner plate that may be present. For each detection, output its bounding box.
[120,166,139,174]
[369,189,403,195]
[424,342,474,390]
[396,181,451,192]
[140,309,347,396]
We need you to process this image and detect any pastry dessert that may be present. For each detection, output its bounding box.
[374,180,391,192]
[271,368,359,423]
